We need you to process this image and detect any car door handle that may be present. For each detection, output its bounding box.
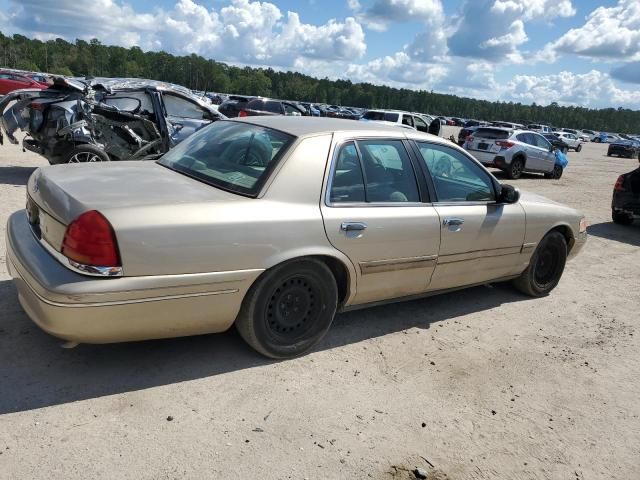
[443,218,464,226]
[341,222,367,232]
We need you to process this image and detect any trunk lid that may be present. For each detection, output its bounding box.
[28,160,242,227]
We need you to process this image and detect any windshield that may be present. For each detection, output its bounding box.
[158,121,294,196]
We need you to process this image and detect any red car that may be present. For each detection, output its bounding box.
[0,71,48,95]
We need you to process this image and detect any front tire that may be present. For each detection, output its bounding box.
[576,144,582,152]
[507,157,524,179]
[612,209,634,225]
[513,231,567,297]
[235,259,338,359]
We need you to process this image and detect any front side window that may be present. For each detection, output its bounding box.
[402,115,414,127]
[532,133,551,149]
[158,121,294,196]
[416,142,495,202]
[164,94,208,119]
[329,139,420,204]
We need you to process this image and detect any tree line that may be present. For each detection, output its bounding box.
[2,32,639,133]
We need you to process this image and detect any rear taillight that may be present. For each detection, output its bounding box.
[466,135,474,143]
[238,110,248,117]
[614,175,625,191]
[496,140,515,148]
[62,210,120,267]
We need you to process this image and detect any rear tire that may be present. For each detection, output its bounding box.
[507,157,524,179]
[235,259,338,359]
[513,231,567,297]
[66,144,110,163]
[612,209,634,225]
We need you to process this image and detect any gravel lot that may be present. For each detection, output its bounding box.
[1,127,639,479]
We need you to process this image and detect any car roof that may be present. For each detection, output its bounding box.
[230,116,447,142]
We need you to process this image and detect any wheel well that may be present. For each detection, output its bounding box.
[310,255,350,307]
[512,153,526,166]
[254,256,351,307]
[550,225,574,252]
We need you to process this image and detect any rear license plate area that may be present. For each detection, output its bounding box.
[478,143,489,150]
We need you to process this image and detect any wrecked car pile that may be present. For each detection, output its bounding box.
[0,77,223,164]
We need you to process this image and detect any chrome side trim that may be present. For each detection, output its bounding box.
[341,274,521,312]
[521,242,537,254]
[437,246,522,265]
[13,264,238,308]
[359,255,438,275]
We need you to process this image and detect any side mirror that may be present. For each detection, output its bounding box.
[498,184,520,204]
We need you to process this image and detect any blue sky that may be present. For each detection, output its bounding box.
[1,0,639,108]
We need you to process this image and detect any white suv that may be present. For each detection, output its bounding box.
[554,132,582,152]
[464,127,562,179]
[360,109,440,135]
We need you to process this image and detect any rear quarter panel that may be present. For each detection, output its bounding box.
[106,134,357,290]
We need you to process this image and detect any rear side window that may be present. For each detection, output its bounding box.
[329,140,420,204]
[475,128,510,140]
[383,113,399,122]
[402,115,413,127]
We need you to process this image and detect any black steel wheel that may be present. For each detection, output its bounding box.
[513,231,567,297]
[552,165,563,179]
[236,259,338,358]
[508,157,524,179]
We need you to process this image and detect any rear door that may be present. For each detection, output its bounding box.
[412,141,526,290]
[321,137,441,305]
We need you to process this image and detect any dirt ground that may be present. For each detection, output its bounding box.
[0,127,639,480]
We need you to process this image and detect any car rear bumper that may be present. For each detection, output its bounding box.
[467,148,509,168]
[6,210,262,343]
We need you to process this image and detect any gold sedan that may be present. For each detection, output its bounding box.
[6,117,587,358]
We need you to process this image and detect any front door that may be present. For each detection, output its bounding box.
[412,140,526,291]
[162,93,214,144]
[321,138,441,305]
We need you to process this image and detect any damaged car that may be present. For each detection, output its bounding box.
[0,77,224,164]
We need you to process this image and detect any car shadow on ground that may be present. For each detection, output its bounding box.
[0,166,37,186]
[0,279,526,414]
[588,221,640,247]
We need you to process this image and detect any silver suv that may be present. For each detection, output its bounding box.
[464,127,562,179]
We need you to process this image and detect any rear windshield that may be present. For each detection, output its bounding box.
[474,128,511,140]
[158,121,294,196]
[362,111,399,122]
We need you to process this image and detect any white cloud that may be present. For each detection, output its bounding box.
[491,0,575,21]
[6,0,366,67]
[448,0,575,61]
[502,70,640,108]
[551,0,640,60]
[346,52,448,88]
[360,0,444,31]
